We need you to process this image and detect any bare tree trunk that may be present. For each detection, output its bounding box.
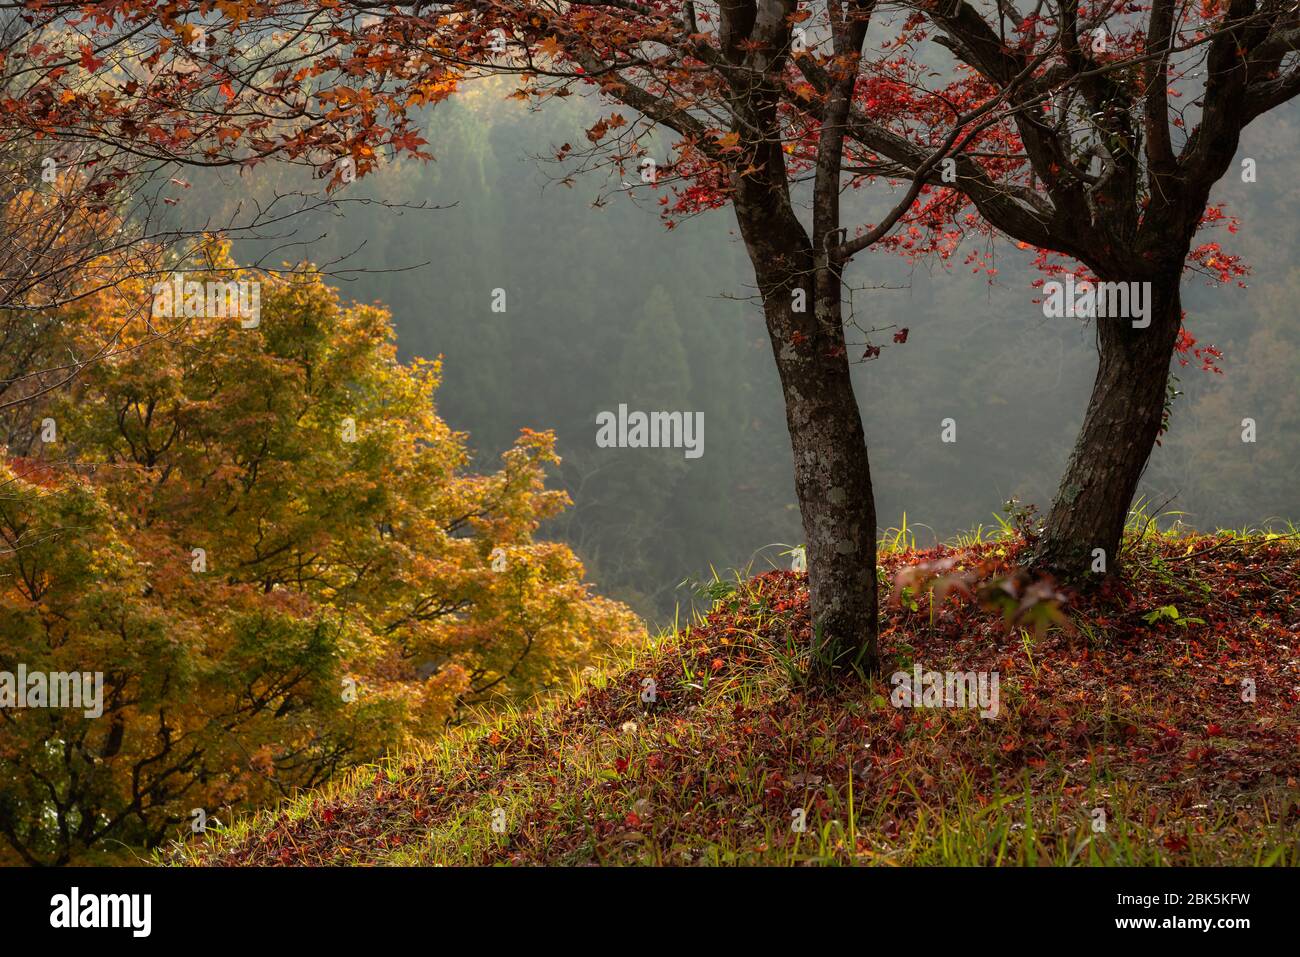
[1034,272,1183,578]
[773,290,879,678]
[710,0,878,680]
[733,200,878,678]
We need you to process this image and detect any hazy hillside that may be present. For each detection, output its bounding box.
[182,81,1300,623]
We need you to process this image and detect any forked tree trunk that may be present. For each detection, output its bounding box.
[733,203,879,678]
[1034,271,1184,578]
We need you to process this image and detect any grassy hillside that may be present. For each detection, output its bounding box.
[169,529,1300,866]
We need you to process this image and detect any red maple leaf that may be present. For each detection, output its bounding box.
[78,43,105,72]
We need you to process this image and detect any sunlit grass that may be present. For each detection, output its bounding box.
[166,512,1300,868]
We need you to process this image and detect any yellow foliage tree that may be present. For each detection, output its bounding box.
[0,250,641,865]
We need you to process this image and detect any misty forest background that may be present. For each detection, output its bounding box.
[191,78,1299,625]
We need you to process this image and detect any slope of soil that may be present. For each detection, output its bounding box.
[170,534,1300,866]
